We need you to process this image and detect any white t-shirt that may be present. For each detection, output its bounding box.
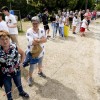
[59,16,65,27]
[5,14,18,34]
[81,19,87,28]
[0,20,9,32]
[56,15,59,23]
[72,17,78,26]
[26,28,46,58]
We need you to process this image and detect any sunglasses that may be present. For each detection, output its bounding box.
[32,23,39,25]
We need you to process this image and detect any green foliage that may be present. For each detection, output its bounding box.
[75,0,95,10]
[0,0,95,18]
[18,30,25,35]
[95,4,100,10]
[7,0,14,2]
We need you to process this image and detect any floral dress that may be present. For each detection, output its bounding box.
[0,43,20,76]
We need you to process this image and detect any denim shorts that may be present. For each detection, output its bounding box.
[29,57,43,73]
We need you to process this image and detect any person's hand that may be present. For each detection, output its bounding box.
[35,38,40,42]
[32,39,39,45]
[7,24,11,28]
[19,63,23,67]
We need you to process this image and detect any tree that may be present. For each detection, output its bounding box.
[0,0,95,18]
[75,0,95,10]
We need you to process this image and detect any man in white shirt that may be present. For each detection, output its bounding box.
[1,6,19,45]
[0,12,9,32]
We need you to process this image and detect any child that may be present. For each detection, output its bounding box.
[75,14,81,33]
[80,16,88,37]
[72,13,78,34]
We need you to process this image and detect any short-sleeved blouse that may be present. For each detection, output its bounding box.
[0,43,20,75]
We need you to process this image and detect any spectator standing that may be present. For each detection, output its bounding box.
[84,9,92,30]
[0,12,9,32]
[59,14,65,38]
[50,11,56,39]
[55,14,60,36]
[81,10,85,21]
[75,14,81,33]
[1,6,19,45]
[0,30,29,100]
[38,12,42,22]
[42,8,50,39]
[69,11,73,29]
[80,16,88,37]
[72,13,78,34]
[66,9,69,17]
[62,9,66,17]
[25,16,47,86]
[92,10,97,20]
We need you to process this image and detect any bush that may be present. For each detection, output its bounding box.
[95,4,100,10]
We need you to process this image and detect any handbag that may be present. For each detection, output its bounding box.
[31,44,42,58]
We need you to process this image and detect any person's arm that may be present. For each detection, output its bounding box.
[39,36,47,43]
[7,23,17,28]
[7,15,17,28]
[39,29,47,43]
[32,36,47,45]
[18,47,25,66]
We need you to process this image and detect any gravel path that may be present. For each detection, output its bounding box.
[0,19,100,100]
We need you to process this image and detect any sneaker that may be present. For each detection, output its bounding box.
[73,32,76,34]
[83,34,86,37]
[28,77,33,86]
[87,28,90,31]
[48,35,51,37]
[19,91,29,98]
[38,72,46,78]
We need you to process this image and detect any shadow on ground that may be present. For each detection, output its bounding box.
[86,31,100,41]
[49,36,76,43]
[10,66,80,100]
[65,36,77,42]
[11,67,80,100]
[34,77,80,100]
[11,67,29,99]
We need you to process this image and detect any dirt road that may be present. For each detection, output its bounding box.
[0,19,100,100]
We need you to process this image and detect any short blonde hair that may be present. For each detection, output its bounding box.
[0,30,10,38]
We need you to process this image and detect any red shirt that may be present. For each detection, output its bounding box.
[84,12,92,20]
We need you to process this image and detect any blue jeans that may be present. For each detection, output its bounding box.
[56,23,60,34]
[59,27,64,37]
[3,71,24,100]
[51,22,56,38]
[23,52,39,67]
[29,57,43,73]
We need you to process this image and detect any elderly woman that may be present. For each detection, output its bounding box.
[25,16,47,86]
[0,30,29,100]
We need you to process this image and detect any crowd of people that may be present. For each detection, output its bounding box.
[0,6,97,100]
[40,8,97,38]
